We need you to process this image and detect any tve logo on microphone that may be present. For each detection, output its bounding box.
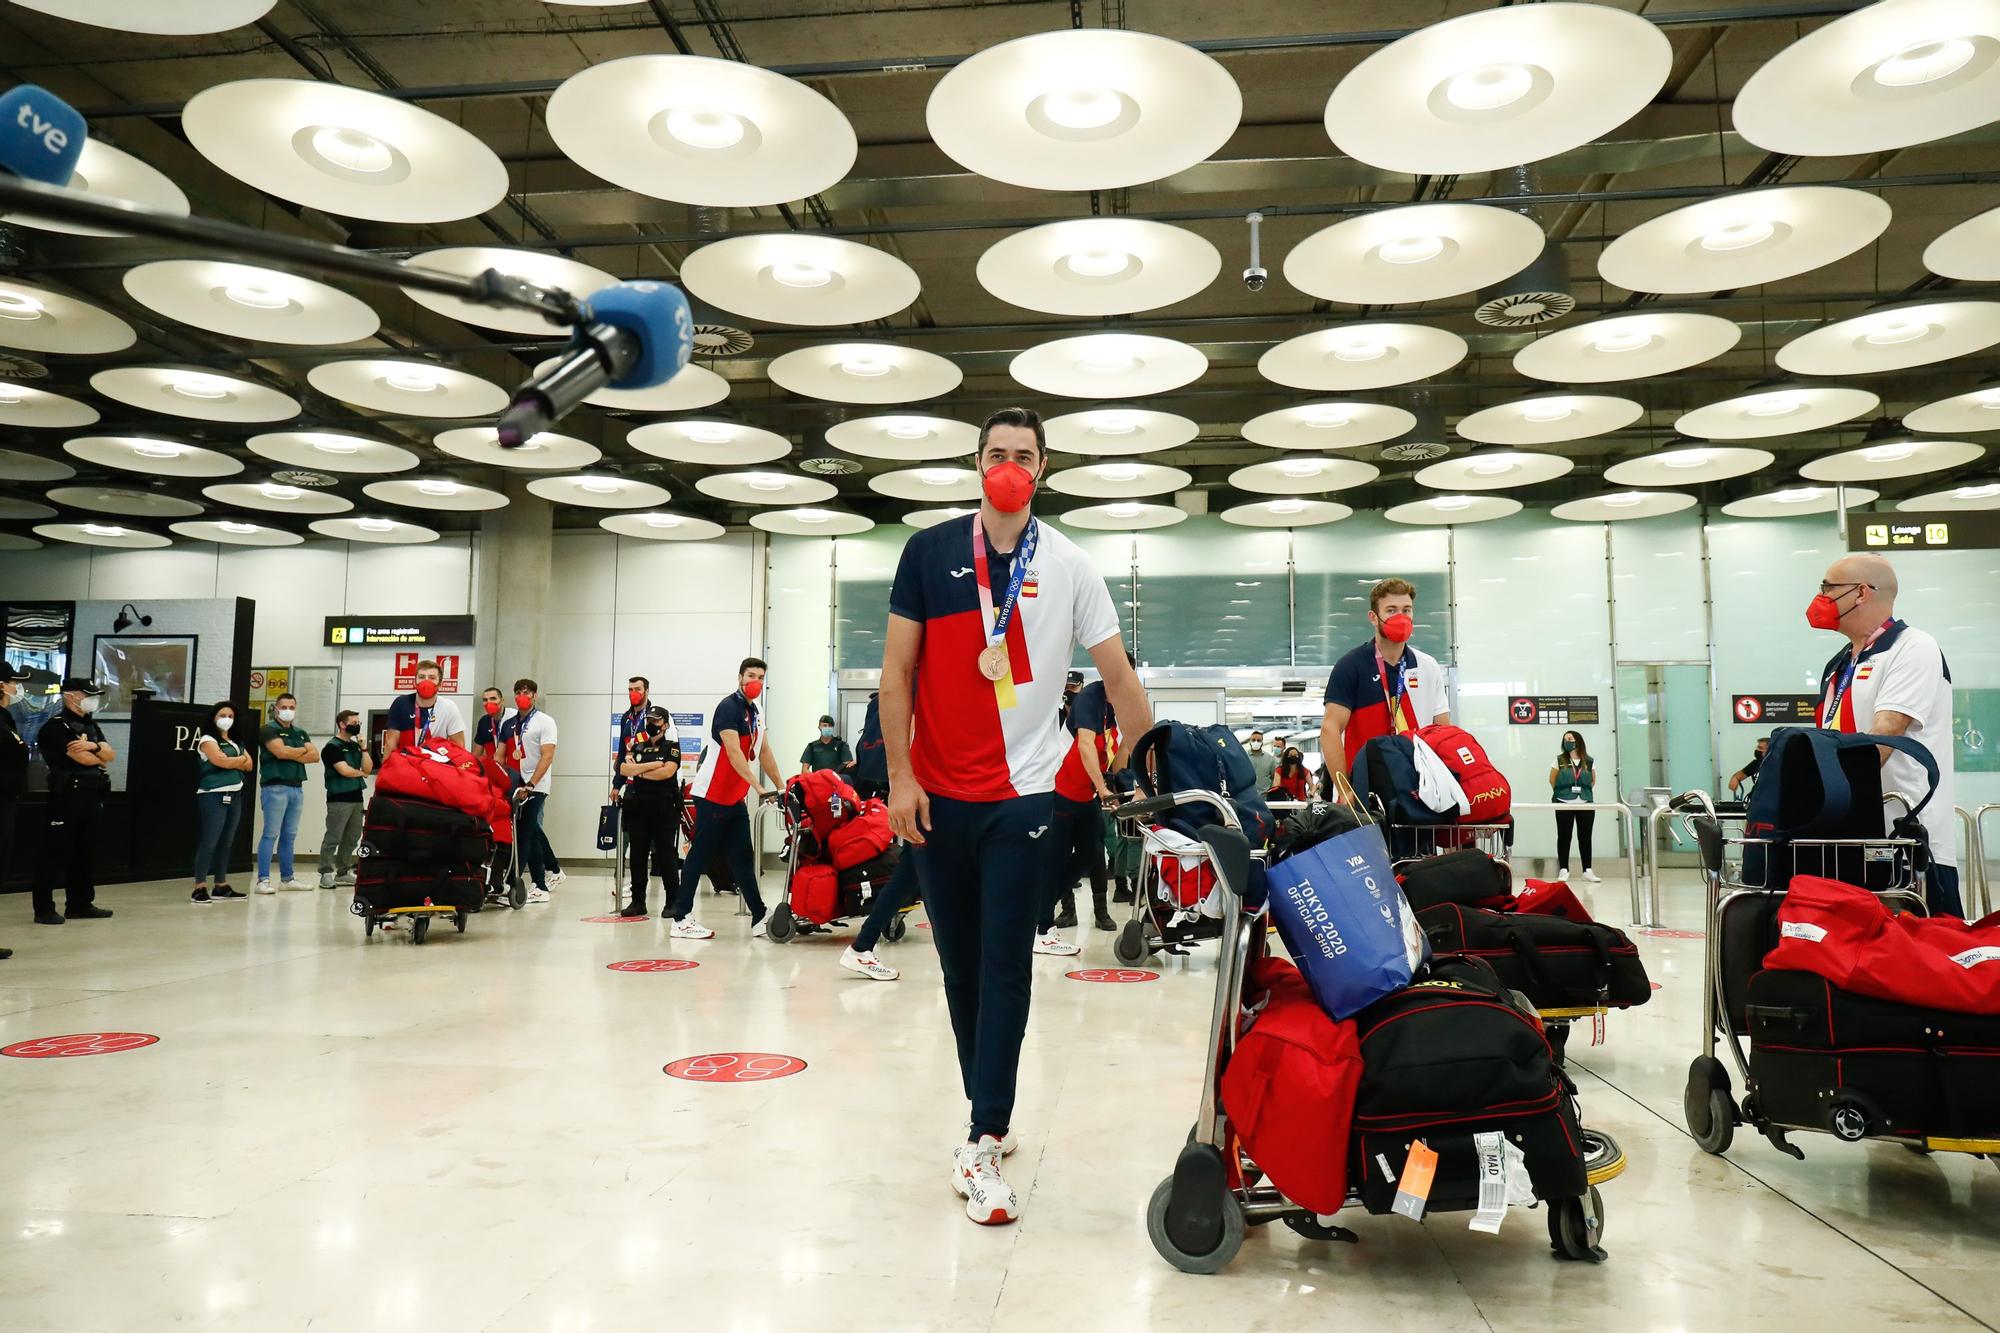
[0,84,87,186]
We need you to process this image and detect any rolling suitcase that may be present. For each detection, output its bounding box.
[1416,904,1652,1010]
[362,793,491,865]
[355,856,485,915]
[1746,967,2000,1142]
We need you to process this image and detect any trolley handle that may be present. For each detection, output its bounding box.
[1117,789,1240,831]
[1670,789,1717,817]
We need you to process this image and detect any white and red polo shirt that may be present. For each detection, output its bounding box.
[1323,640,1447,771]
[687,690,762,805]
[890,513,1121,802]
[1816,618,1957,868]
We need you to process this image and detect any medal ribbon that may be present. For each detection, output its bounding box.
[1822,619,1893,730]
[1375,647,1411,734]
[973,514,1039,655]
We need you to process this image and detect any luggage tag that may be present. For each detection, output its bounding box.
[221,793,232,807]
[1390,1139,1438,1222]
[1592,1011,1606,1046]
[1469,1132,1508,1234]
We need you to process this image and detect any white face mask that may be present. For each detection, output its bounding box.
[276,708,296,724]
[79,695,101,715]
[1248,742,1262,753]
[216,716,234,732]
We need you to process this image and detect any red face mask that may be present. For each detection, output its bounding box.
[1806,592,1850,630]
[1378,612,1415,644]
[628,688,646,707]
[515,692,535,711]
[414,679,439,701]
[741,678,763,701]
[981,460,1037,513]
[483,699,502,716]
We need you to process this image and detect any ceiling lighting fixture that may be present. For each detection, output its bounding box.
[1521,399,1573,423]
[1080,350,1138,374]
[133,441,185,459]
[1444,62,1536,111]
[219,520,259,534]
[1065,248,1132,277]
[840,351,892,378]
[82,523,125,537]
[1958,483,2000,499]
[917,468,961,486]
[1663,449,1713,469]
[1091,412,1139,436]
[1863,442,1916,463]
[1603,492,1646,507]
[663,106,748,150]
[1864,315,1931,346]
[1873,36,1976,87]
[644,513,686,528]
[0,290,46,320]
[384,369,442,394]
[357,517,396,532]
[223,283,290,310]
[1332,337,1388,363]
[1097,464,1143,482]
[1378,234,1447,265]
[1592,329,1652,353]
[772,261,834,289]
[688,423,737,445]
[1302,406,1353,428]
[310,436,360,455]
[1107,502,1143,518]
[793,509,832,524]
[1467,455,1519,476]
[1698,220,1777,252]
[1268,499,1307,515]
[415,479,461,497]
[1043,86,1124,130]
[1775,488,1823,504]
[170,374,233,400]
[883,418,932,440]
[578,476,624,494]
[0,387,19,404]
[1433,496,1474,511]
[1279,459,1325,478]
[1745,392,1806,417]
[260,483,301,500]
[309,125,393,173]
[746,474,790,491]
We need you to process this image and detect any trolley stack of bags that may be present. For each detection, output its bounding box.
[1230,775,1650,1235]
[354,740,505,920]
[781,768,900,929]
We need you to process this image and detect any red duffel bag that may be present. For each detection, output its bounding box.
[827,799,893,870]
[1218,954,1363,1214]
[1765,875,2000,1015]
[377,741,505,823]
[788,769,857,845]
[1515,878,1593,923]
[790,862,839,926]
[1416,723,1512,825]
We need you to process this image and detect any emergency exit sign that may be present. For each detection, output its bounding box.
[1847,513,2000,551]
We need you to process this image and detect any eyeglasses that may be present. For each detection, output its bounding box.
[1817,581,1871,596]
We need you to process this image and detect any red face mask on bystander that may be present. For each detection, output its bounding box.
[414,678,439,702]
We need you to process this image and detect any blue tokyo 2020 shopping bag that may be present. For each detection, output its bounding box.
[1267,822,1429,1020]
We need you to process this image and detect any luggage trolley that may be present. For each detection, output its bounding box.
[1112,822,1231,966]
[1124,788,1627,1275]
[1675,788,1984,1159]
[763,781,911,945]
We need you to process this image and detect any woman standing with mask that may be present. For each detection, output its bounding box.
[1273,746,1310,801]
[1549,730,1599,883]
[191,701,255,904]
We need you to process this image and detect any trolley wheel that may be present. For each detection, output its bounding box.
[766,904,796,943]
[1282,1214,1359,1245]
[1684,1056,1735,1156]
[454,911,467,934]
[1548,1186,1607,1263]
[1114,919,1149,966]
[1828,1095,1878,1142]
[884,913,907,944]
[364,916,376,938]
[509,873,526,910]
[1145,1171,1244,1275]
[410,915,431,945]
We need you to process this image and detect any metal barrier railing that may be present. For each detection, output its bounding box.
[1972,803,2000,919]
[1512,800,1651,926]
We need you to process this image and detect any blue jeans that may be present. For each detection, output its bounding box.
[257,784,303,881]
[193,789,244,885]
[914,791,1057,1142]
[517,792,550,889]
[675,796,765,922]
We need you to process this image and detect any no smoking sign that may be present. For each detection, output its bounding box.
[1066,969,1160,984]
[3,1032,160,1059]
[664,1052,807,1082]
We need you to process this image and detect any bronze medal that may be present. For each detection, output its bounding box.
[978,644,1009,681]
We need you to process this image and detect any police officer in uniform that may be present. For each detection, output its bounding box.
[616,705,682,919]
[0,662,31,957]
[33,678,116,925]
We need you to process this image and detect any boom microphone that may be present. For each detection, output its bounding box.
[496,280,693,447]
[1,84,86,185]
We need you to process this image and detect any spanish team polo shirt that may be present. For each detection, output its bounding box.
[890,513,1120,802]
[1324,641,1447,772]
[688,691,762,805]
[1816,619,1958,869]
[387,693,466,746]
[1054,680,1118,803]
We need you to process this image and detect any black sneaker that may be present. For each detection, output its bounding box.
[619,901,646,919]
[34,911,63,926]
[0,946,11,959]
[191,888,212,905]
[212,886,245,900]
[67,905,114,920]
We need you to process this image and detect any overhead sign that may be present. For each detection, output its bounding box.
[393,652,461,694]
[326,615,476,647]
[1731,694,1818,725]
[1507,695,1600,726]
[1848,513,2000,551]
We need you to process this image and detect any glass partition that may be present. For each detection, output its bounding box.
[1132,518,1289,668]
[1293,515,1453,670]
[832,525,911,671]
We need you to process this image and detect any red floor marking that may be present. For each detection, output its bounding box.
[1066,969,1160,984]
[607,959,699,973]
[581,915,650,923]
[3,1032,160,1059]
[663,1052,807,1082]
[1633,928,1706,940]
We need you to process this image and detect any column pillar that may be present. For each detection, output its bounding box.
[473,476,555,691]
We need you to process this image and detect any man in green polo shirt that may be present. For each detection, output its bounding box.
[799,714,854,776]
[256,693,317,894]
[318,709,372,890]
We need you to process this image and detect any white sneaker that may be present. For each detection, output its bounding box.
[1556,867,1571,883]
[1582,868,1602,883]
[951,1136,1019,1225]
[840,947,899,981]
[1033,932,1081,957]
[549,870,568,887]
[280,880,308,892]
[317,876,335,891]
[254,879,274,895]
[964,1122,1019,1156]
[335,872,357,888]
[670,918,715,940]
[750,915,769,939]
[526,888,551,905]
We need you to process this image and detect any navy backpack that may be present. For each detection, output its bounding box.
[1128,720,1276,845]
[1741,726,1939,891]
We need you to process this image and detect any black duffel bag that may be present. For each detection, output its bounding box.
[1417,904,1652,1010]
[1398,848,1511,912]
[354,855,484,915]
[1269,801,1363,863]
[363,793,491,865]
[1350,954,1587,1215]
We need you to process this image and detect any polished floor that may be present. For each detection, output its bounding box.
[3,861,1999,1333]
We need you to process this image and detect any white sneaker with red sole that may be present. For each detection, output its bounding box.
[951,1135,1019,1225]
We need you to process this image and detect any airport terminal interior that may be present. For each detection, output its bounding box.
[2,0,2000,1328]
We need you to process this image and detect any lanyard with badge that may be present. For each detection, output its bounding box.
[1824,619,1892,728]
[1375,646,1410,733]
[973,514,1039,683]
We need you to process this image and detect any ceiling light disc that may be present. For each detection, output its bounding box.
[1722,485,1879,517]
[1550,491,1699,521]
[1284,204,1547,304]
[977,218,1221,315]
[0,279,137,354]
[399,248,617,336]
[1455,394,1642,445]
[1513,311,1741,382]
[1259,324,1467,391]
[1598,186,1893,294]
[123,260,376,345]
[1603,445,1775,487]
[433,427,602,471]
[767,344,962,405]
[1383,495,1525,525]
[1775,301,2000,376]
[681,235,921,327]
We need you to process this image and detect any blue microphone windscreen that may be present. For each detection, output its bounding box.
[0,84,86,186]
[583,281,693,390]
